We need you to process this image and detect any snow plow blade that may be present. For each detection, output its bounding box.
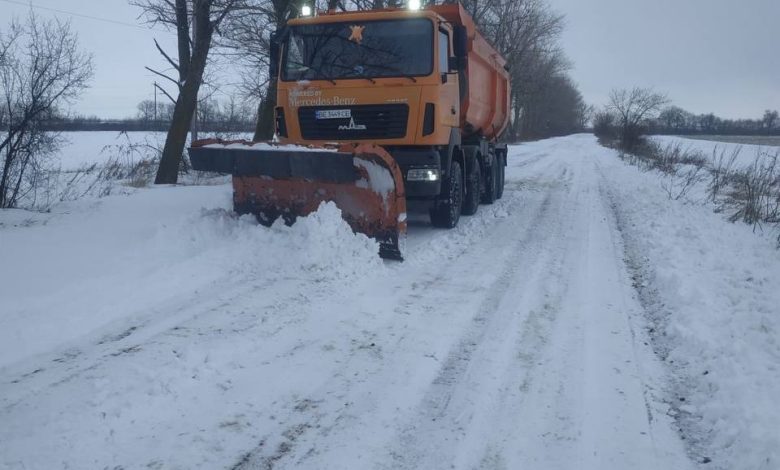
[189,139,407,260]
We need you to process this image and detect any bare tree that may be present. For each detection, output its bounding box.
[131,0,249,184]
[763,110,778,130]
[137,99,157,122]
[0,12,93,208]
[213,0,316,141]
[658,106,689,132]
[217,0,282,141]
[608,87,669,150]
[578,102,594,129]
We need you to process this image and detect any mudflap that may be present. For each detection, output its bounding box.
[189,139,407,261]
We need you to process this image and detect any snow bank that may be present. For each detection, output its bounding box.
[0,188,381,371]
[51,131,250,170]
[185,202,382,280]
[600,135,780,470]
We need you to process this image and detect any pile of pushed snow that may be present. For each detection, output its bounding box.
[182,201,383,280]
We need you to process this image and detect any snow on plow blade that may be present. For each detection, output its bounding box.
[189,140,407,260]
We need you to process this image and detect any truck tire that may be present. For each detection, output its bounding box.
[461,160,480,216]
[430,161,463,228]
[481,161,498,204]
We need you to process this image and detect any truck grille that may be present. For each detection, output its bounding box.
[297,104,409,140]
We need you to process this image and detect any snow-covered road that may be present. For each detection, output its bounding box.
[2,135,778,469]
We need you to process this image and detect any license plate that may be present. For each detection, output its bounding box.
[316,109,351,120]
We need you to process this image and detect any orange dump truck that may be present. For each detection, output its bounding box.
[189,3,510,260]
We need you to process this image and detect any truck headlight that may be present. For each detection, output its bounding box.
[407,168,439,182]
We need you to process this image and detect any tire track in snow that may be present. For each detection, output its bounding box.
[594,159,710,467]
[387,159,575,470]
[230,187,555,469]
[480,152,692,470]
[229,161,570,469]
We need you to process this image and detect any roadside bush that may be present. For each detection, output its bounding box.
[612,136,780,243]
[615,140,709,202]
[593,110,616,143]
[620,124,646,151]
[607,88,669,152]
[661,164,707,201]
[707,146,741,201]
[727,150,779,226]
[620,140,706,175]
[56,155,158,202]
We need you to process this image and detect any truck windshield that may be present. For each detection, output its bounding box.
[282,18,433,81]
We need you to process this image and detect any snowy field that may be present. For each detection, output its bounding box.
[672,135,780,147]
[1,135,778,469]
[651,134,780,168]
[55,131,167,170]
[37,131,253,170]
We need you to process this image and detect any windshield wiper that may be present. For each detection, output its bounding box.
[301,63,336,84]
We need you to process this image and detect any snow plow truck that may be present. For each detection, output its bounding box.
[189,2,510,260]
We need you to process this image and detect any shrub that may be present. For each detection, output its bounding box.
[727,150,779,226]
[707,146,741,202]
[593,110,616,142]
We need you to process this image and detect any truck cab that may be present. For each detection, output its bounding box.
[271,4,510,226]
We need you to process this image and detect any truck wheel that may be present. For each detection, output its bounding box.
[461,160,480,216]
[430,161,463,228]
[496,156,505,200]
[481,161,497,204]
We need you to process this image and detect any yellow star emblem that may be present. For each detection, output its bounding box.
[348,25,365,44]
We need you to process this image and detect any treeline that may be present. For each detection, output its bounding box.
[0,98,258,132]
[650,107,779,136]
[594,89,780,152]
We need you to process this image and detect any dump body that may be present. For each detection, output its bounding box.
[432,4,510,141]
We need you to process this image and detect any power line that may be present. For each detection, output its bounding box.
[0,0,172,34]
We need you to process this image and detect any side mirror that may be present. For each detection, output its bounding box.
[453,25,468,58]
[448,56,465,73]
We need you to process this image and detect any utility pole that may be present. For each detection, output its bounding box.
[153,81,158,124]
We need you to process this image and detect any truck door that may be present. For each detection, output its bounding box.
[438,28,459,128]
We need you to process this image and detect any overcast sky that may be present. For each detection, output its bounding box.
[547,0,780,119]
[2,0,779,119]
[3,0,179,119]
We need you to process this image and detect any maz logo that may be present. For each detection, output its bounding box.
[338,117,367,131]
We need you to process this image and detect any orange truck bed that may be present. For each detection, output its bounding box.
[432,4,511,141]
